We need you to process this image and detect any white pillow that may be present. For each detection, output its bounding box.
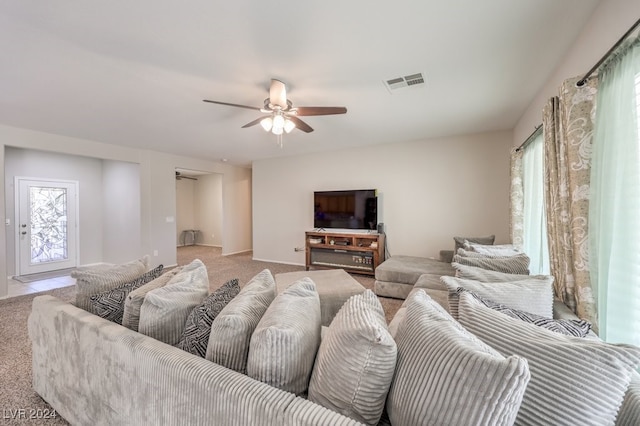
[464,240,522,257]
[138,259,209,345]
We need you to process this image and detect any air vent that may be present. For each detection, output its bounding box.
[384,72,426,93]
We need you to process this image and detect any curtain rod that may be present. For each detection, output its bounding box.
[515,124,542,152]
[576,18,640,87]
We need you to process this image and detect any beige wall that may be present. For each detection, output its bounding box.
[0,124,252,297]
[515,0,640,145]
[252,130,513,265]
[175,173,223,247]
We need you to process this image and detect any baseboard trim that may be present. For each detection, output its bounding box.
[222,249,253,256]
[251,257,305,267]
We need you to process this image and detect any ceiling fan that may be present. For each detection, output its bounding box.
[203,79,347,144]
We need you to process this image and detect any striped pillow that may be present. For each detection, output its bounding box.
[453,263,549,283]
[176,278,240,358]
[206,269,276,374]
[247,277,321,395]
[308,290,396,425]
[442,275,553,319]
[386,290,530,426]
[453,235,495,253]
[458,291,640,426]
[121,266,184,331]
[73,255,150,311]
[457,288,591,337]
[452,252,530,274]
[89,264,164,324]
[138,259,209,345]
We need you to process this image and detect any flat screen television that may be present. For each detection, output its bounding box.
[314,189,377,230]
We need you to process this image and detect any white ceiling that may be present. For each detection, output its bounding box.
[1,0,600,166]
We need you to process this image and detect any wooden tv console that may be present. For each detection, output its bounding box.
[305,231,385,276]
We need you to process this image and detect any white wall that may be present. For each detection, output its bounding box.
[252,130,513,265]
[195,173,223,247]
[0,124,252,297]
[176,178,196,243]
[515,0,640,145]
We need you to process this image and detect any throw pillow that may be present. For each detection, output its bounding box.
[386,290,530,426]
[442,275,553,319]
[121,266,184,331]
[452,262,548,282]
[452,252,530,274]
[72,255,150,311]
[176,278,240,358]
[205,269,276,374]
[138,259,209,345]
[89,264,164,324]
[247,277,321,396]
[453,234,495,254]
[457,291,640,426]
[463,240,522,256]
[308,290,396,426]
[456,288,591,337]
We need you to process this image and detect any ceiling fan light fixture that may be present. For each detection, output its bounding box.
[284,118,295,133]
[272,114,285,132]
[260,117,273,131]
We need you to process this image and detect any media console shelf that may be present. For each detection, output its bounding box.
[305,231,385,275]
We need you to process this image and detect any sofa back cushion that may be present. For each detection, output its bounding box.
[458,291,640,426]
[121,266,184,331]
[452,263,546,282]
[386,290,530,426]
[453,235,495,253]
[452,252,530,275]
[72,255,149,311]
[206,269,276,374]
[308,290,396,426]
[138,259,209,345]
[247,277,321,395]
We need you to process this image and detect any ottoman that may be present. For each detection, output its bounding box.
[275,269,366,326]
[374,255,455,300]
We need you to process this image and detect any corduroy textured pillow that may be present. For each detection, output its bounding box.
[73,255,150,311]
[452,263,548,283]
[453,235,495,253]
[308,290,396,425]
[138,259,209,345]
[206,269,276,374]
[247,277,321,396]
[458,292,640,426]
[452,252,530,274]
[89,264,164,324]
[176,278,240,358]
[442,275,553,319]
[386,290,530,426]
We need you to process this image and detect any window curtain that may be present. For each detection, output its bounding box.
[542,76,598,329]
[522,131,550,275]
[589,36,640,345]
[509,148,524,249]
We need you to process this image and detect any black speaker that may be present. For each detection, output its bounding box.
[377,223,385,234]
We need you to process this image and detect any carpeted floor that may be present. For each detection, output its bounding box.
[0,246,403,425]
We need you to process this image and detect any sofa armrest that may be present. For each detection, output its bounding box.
[28,295,361,426]
[616,371,640,426]
[439,250,454,264]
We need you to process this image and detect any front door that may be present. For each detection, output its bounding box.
[16,178,79,276]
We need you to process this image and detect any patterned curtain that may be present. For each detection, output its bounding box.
[542,76,598,329]
[509,148,524,250]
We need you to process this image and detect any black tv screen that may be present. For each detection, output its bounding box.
[314,189,377,230]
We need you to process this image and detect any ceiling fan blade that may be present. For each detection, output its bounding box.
[287,116,314,133]
[294,106,347,116]
[203,99,261,111]
[269,79,288,109]
[241,117,265,128]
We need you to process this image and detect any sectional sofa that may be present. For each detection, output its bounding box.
[28,249,640,425]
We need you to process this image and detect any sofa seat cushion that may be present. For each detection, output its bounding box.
[386,290,530,426]
[458,292,640,426]
[375,255,455,285]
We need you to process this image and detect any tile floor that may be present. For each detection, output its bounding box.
[1,275,75,299]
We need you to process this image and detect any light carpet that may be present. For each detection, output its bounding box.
[0,246,403,425]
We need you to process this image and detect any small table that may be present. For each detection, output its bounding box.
[275,269,366,326]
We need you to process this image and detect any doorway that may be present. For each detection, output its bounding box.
[15,178,79,276]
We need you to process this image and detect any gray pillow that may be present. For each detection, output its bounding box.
[453,235,495,253]
[452,252,530,274]
[458,291,640,426]
[138,259,209,345]
[442,275,553,319]
[205,269,276,374]
[308,290,396,425]
[89,264,164,324]
[453,262,547,282]
[247,277,321,396]
[121,266,184,331]
[73,255,150,311]
[386,290,530,426]
[176,278,240,358]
